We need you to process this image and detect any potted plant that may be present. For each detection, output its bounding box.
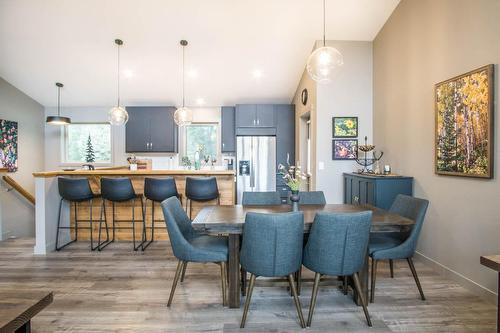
[278,163,307,211]
[181,156,192,170]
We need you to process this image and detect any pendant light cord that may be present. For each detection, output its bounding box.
[323,0,326,46]
[117,43,121,107]
[182,44,185,108]
[57,85,61,116]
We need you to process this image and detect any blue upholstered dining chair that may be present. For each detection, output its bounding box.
[161,197,228,307]
[369,194,429,303]
[242,191,282,205]
[239,212,306,328]
[303,211,373,327]
[287,191,326,205]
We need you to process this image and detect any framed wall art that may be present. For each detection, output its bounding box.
[333,117,358,138]
[0,119,18,172]
[435,64,494,178]
[332,139,357,160]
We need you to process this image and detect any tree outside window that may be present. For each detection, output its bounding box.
[185,124,218,161]
[64,124,111,164]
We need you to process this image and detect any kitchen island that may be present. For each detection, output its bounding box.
[32,168,235,254]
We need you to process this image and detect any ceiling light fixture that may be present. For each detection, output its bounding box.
[123,69,134,78]
[196,98,205,106]
[174,40,193,126]
[306,0,343,84]
[252,69,263,79]
[46,82,71,125]
[187,68,198,78]
[108,39,129,126]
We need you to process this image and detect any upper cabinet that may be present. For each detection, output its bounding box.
[275,104,295,168]
[235,104,276,128]
[126,107,178,153]
[221,106,236,153]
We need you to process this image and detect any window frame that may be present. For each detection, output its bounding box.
[180,122,221,165]
[60,122,114,167]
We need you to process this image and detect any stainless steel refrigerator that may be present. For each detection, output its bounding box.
[236,136,276,204]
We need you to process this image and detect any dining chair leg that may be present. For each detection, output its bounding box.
[288,274,306,328]
[240,273,256,328]
[240,268,247,296]
[167,260,184,307]
[343,276,348,295]
[296,267,302,296]
[352,272,372,327]
[180,262,188,282]
[389,259,394,278]
[370,258,378,303]
[219,262,228,306]
[407,257,426,300]
[307,272,321,327]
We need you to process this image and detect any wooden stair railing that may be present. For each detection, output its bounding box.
[2,176,35,205]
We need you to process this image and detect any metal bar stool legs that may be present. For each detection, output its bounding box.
[98,198,146,251]
[55,199,98,251]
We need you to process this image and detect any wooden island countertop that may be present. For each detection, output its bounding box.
[33,168,235,178]
[32,168,235,254]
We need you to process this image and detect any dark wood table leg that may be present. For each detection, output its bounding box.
[228,234,241,308]
[15,320,31,333]
[353,250,369,306]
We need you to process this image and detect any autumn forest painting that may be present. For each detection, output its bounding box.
[435,65,494,178]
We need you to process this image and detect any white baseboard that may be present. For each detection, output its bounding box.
[415,251,497,305]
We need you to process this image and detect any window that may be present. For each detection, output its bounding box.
[184,123,218,162]
[62,123,112,164]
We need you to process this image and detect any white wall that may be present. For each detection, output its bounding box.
[315,41,373,203]
[0,77,44,239]
[44,106,222,170]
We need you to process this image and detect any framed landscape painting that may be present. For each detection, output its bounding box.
[435,64,494,178]
[0,119,18,172]
[333,117,358,138]
[333,139,357,160]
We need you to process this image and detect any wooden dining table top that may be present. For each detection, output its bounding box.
[192,204,415,234]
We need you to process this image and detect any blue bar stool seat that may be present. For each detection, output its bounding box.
[185,176,220,219]
[142,177,182,250]
[56,177,100,251]
[98,177,146,251]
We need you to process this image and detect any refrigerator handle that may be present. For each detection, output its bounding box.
[250,139,255,188]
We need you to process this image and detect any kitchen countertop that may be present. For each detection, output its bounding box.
[33,168,236,178]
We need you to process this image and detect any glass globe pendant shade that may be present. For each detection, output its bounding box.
[174,106,193,126]
[306,46,344,84]
[108,106,129,126]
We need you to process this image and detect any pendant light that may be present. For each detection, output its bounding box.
[174,40,193,126]
[108,39,129,126]
[306,0,343,84]
[46,82,71,125]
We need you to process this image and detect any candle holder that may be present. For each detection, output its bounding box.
[355,136,384,174]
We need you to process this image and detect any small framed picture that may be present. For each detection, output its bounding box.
[332,117,358,138]
[333,139,358,160]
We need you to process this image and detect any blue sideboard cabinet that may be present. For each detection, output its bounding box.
[343,173,413,210]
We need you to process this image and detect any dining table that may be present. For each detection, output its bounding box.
[192,204,415,309]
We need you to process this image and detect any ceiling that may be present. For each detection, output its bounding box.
[0,0,399,108]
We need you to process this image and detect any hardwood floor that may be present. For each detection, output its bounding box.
[0,238,496,332]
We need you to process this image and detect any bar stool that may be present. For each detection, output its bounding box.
[98,177,146,251]
[185,176,220,219]
[142,177,182,250]
[56,177,100,251]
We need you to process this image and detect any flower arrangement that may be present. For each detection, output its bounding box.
[278,163,307,192]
